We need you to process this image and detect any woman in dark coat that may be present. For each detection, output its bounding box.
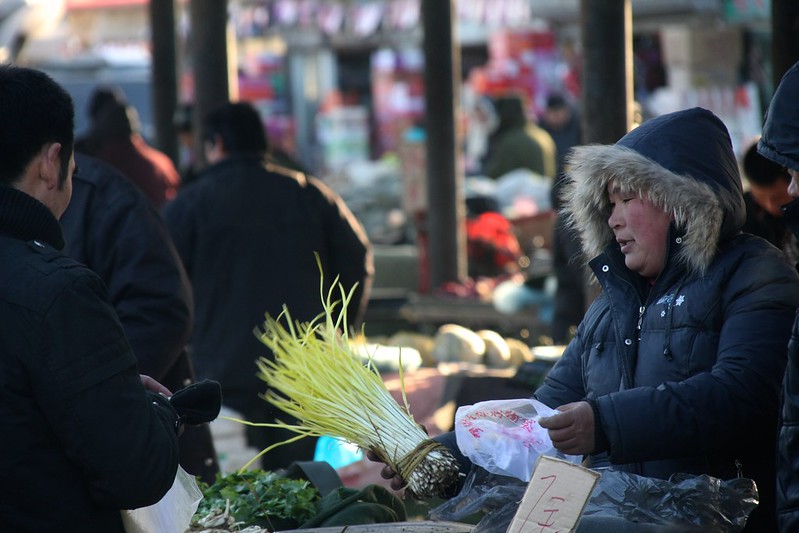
[391,108,798,531]
[535,107,799,531]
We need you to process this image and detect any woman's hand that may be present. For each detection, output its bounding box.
[365,450,407,491]
[539,401,594,455]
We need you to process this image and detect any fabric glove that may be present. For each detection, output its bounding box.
[169,380,223,426]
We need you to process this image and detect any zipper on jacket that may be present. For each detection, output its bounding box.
[636,305,645,340]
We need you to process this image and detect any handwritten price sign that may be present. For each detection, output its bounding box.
[506,455,599,533]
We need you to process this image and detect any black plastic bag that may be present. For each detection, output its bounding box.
[430,466,758,533]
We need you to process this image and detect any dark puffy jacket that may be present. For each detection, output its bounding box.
[0,186,180,531]
[758,60,799,532]
[536,108,799,532]
[61,154,219,483]
[162,156,373,465]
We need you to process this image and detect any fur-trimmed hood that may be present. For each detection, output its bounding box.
[561,107,745,275]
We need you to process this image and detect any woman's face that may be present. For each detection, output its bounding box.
[607,181,672,280]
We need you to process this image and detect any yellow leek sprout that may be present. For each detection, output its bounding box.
[251,272,460,500]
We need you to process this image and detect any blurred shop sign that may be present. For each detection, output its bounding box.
[237,0,721,39]
[722,0,769,22]
[66,0,146,7]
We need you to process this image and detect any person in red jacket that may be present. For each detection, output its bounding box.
[76,85,181,208]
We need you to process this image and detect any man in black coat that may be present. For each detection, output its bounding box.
[163,102,374,471]
[0,64,181,531]
[61,153,220,484]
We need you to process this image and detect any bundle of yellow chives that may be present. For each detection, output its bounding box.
[251,276,460,500]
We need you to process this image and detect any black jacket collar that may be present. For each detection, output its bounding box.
[0,186,64,250]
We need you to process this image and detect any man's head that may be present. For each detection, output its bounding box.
[201,102,267,164]
[86,85,139,138]
[541,92,573,130]
[87,85,126,120]
[743,141,792,217]
[0,65,75,217]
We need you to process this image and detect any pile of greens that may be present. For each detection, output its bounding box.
[192,470,319,530]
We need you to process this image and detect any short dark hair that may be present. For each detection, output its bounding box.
[173,103,193,133]
[743,141,790,187]
[546,92,569,110]
[201,102,267,156]
[0,65,75,186]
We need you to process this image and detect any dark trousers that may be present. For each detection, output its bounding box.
[551,214,588,344]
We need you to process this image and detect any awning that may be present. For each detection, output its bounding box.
[66,0,147,9]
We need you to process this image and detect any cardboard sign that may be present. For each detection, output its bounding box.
[506,455,600,533]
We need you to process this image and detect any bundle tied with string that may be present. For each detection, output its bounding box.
[252,273,461,500]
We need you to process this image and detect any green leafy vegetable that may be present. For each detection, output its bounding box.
[193,470,319,529]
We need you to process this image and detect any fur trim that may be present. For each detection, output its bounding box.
[562,144,725,274]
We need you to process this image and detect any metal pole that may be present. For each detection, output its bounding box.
[422,0,466,289]
[149,0,178,163]
[771,0,799,87]
[580,0,632,144]
[189,0,230,169]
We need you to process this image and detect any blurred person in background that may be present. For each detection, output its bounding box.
[162,101,373,472]
[173,102,200,187]
[540,92,589,344]
[540,92,582,182]
[76,85,181,208]
[61,152,219,484]
[483,93,556,181]
[740,139,797,263]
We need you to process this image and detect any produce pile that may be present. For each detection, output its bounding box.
[351,325,534,371]
[189,470,318,532]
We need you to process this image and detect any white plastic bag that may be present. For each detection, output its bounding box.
[121,466,203,533]
[454,398,581,482]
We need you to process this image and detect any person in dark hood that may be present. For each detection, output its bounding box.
[483,93,556,180]
[375,108,799,532]
[757,59,799,532]
[535,107,798,532]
